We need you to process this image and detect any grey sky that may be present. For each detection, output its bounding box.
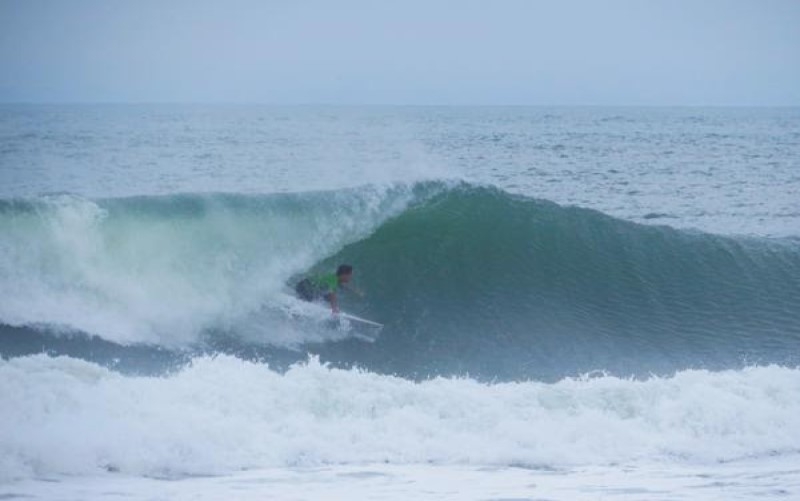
[1,0,798,105]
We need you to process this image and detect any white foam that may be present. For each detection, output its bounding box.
[8,460,800,501]
[1,355,798,481]
[0,185,420,345]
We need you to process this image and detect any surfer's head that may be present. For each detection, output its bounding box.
[336,264,353,284]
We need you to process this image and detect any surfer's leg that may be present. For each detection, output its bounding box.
[295,279,315,301]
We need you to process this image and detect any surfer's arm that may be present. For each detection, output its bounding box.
[342,283,364,297]
[325,292,340,314]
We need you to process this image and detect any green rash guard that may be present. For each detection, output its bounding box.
[310,273,339,296]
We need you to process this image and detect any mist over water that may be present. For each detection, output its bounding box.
[0,185,419,346]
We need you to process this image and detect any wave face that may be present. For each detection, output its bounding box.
[316,185,800,379]
[1,183,799,380]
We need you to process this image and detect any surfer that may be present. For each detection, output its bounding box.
[295,264,361,314]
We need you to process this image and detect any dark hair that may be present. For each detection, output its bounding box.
[336,264,353,276]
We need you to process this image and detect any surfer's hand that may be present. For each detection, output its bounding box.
[345,284,364,297]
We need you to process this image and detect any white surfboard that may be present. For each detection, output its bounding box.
[333,312,383,342]
[278,296,383,341]
[338,312,383,329]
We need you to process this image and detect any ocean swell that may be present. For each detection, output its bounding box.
[1,182,799,380]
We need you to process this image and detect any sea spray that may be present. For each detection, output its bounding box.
[0,183,432,345]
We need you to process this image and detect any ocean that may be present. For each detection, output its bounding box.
[1,105,799,500]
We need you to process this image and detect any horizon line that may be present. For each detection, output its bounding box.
[2,101,799,108]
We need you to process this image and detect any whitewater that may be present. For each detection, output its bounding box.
[1,105,799,500]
